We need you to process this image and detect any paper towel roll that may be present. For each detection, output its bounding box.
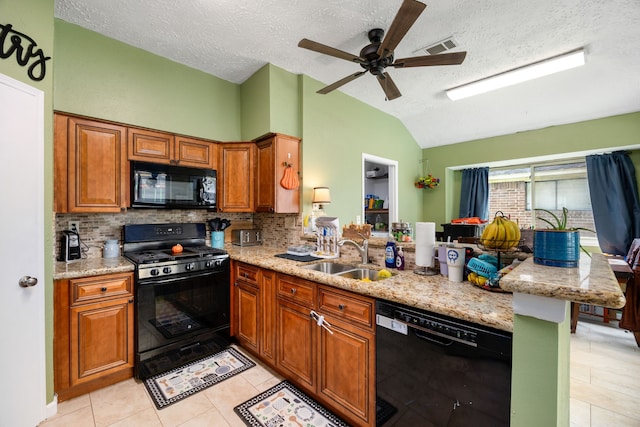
[415,222,435,267]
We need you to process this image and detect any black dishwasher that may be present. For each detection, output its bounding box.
[376,300,512,427]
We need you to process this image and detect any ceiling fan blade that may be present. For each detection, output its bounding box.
[298,39,366,64]
[317,71,367,94]
[377,0,427,58]
[392,51,467,68]
[377,72,402,100]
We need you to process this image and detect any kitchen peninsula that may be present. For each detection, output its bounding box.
[227,246,625,427]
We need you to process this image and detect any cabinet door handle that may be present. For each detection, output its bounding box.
[128,299,134,304]
[338,304,345,311]
[290,288,297,294]
[101,287,107,292]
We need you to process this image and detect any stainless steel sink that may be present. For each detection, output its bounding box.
[335,268,381,281]
[301,262,355,274]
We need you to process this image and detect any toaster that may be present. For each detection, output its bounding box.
[232,229,262,246]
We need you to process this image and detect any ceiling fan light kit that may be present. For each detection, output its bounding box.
[297,0,467,101]
[446,48,586,101]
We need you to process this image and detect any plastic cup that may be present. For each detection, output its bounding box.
[446,247,466,282]
[438,246,448,276]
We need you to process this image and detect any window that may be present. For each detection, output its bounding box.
[488,159,598,245]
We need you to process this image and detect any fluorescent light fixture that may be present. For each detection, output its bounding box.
[446,48,585,101]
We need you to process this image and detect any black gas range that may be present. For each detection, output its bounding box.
[123,223,229,280]
[123,223,231,379]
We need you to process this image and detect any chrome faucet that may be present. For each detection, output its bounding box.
[338,234,369,264]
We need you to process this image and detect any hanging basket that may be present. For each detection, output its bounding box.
[415,174,440,189]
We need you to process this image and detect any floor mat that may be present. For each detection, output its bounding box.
[376,396,398,426]
[234,380,350,427]
[144,347,255,409]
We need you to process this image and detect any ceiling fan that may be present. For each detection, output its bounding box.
[298,0,466,100]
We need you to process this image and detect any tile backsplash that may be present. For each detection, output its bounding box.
[54,211,416,270]
[54,210,303,260]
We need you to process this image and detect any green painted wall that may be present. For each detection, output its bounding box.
[268,64,301,138]
[241,63,301,140]
[422,112,640,227]
[0,0,55,403]
[300,75,424,227]
[511,308,571,426]
[54,20,242,141]
[240,64,271,140]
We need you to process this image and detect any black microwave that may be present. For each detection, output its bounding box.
[131,161,216,209]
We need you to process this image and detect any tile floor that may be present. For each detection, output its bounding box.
[40,317,639,427]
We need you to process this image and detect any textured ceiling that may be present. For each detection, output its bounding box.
[54,0,640,148]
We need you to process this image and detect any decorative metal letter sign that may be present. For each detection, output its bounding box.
[0,23,51,81]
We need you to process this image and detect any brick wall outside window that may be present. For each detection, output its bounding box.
[488,181,596,234]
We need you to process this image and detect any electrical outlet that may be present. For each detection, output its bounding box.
[68,221,80,232]
[285,217,296,229]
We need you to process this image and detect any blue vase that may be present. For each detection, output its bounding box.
[533,230,580,268]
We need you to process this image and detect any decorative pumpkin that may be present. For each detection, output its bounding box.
[280,163,299,190]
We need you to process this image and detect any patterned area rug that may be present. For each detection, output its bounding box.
[144,347,255,409]
[234,381,349,427]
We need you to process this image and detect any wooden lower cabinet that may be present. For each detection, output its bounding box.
[235,280,260,354]
[54,272,134,402]
[260,270,276,364]
[233,262,276,364]
[234,269,376,426]
[317,311,375,425]
[276,297,317,393]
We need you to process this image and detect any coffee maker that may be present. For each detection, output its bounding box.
[60,230,82,262]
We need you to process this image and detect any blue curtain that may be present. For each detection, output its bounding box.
[586,151,640,255]
[459,167,489,220]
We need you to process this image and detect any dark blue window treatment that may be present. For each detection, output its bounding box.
[459,167,489,220]
[586,151,640,255]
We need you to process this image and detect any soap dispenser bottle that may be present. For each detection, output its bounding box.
[385,234,397,268]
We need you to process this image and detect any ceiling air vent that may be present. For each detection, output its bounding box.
[415,37,458,55]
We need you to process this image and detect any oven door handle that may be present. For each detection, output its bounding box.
[138,270,221,286]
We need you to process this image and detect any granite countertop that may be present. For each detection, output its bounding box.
[53,246,625,333]
[227,245,514,332]
[54,257,134,280]
[499,253,626,309]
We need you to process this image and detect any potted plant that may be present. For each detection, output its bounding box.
[533,207,595,267]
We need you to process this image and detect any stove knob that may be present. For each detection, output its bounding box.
[214,259,223,267]
[205,260,213,268]
[163,267,172,274]
[185,263,194,271]
[150,269,160,276]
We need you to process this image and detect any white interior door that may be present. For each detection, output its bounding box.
[0,73,46,426]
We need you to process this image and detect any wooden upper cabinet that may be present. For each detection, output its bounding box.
[128,128,217,169]
[175,136,218,169]
[54,113,128,213]
[127,127,174,164]
[255,133,301,213]
[218,142,255,212]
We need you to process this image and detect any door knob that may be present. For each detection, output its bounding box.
[19,276,38,288]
